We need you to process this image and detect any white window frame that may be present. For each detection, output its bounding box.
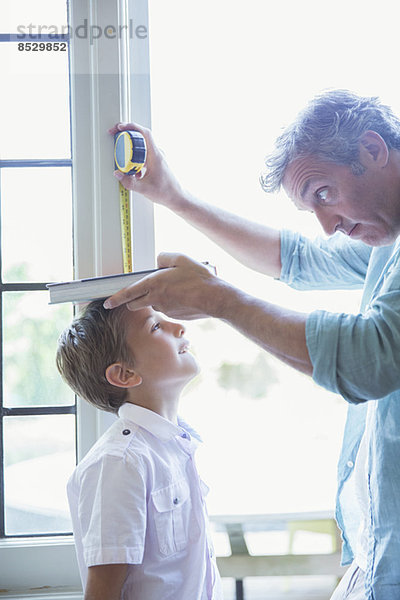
[0,0,153,594]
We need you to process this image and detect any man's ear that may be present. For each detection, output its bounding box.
[359,130,389,167]
[105,363,142,388]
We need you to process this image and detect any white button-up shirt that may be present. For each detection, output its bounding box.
[67,403,222,600]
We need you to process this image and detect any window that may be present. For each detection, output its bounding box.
[0,0,152,591]
[2,0,398,595]
[0,0,75,538]
[148,0,399,521]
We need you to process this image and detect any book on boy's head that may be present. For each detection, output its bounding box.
[47,263,216,305]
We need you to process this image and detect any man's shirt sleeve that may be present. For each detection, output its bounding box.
[280,229,371,290]
[306,251,400,403]
[78,452,146,567]
[279,229,400,403]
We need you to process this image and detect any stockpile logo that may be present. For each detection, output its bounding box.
[15,19,148,45]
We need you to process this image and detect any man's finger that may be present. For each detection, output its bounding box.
[104,283,150,310]
[157,252,182,269]
[113,170,137,190]
[156,252,198,269]
[125,294,153,312]
[108,121,148,136]
[113,167,147,185]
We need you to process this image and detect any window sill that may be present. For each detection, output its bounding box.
[0,536,81,592]
[0,589,82,600]
[0,534,73,549]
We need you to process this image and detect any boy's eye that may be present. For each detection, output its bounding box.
[151,322,161,332]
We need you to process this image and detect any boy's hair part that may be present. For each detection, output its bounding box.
[56,299,133,414]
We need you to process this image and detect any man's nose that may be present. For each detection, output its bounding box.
[314,207,340,236]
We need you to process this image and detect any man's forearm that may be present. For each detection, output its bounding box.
[212,281,313,375]
[167,189,282,278]
[105,253,312,375]
[110,123,282,279]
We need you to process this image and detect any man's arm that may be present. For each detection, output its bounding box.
[157,190,283,278]
[85,564,129,600]
[218,282,312,375]
[109,122,282,278]
[104,253,313,376]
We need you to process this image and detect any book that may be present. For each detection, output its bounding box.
[47,264,216,305]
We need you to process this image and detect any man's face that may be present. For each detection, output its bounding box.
[282,155,400,246]
[123,307,199,388]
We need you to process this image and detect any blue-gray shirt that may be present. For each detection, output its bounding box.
[280,230,400,600]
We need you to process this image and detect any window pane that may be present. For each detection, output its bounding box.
[1,168,72,283]
[3,291,74,408]
[4,415,75,535]
[0,0,68,34]
[0,43,70,160]
[149,0,366,516]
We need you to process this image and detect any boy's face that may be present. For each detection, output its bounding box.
[123,307,199,388]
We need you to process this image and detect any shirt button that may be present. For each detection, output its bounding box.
[181,433,189,439]
[122,429,131,436]
[347,460,354,468]
[173,497,179,505]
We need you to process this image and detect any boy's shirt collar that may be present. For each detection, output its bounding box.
[118,402,202,443]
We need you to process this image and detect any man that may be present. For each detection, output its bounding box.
[106,90,400,600]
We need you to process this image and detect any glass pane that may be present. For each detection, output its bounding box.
[0,43,70,160]
[3,291,74,408]
[4,415,75,535]
[0,0,68,34]
[149,1,367,516]
[1,167,73,283]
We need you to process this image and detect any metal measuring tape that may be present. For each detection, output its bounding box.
[114,130,147,273]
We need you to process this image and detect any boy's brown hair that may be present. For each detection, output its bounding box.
[56,299,133,414]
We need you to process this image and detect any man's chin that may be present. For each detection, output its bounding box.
[352,225,397,247]
[363,232,397,247]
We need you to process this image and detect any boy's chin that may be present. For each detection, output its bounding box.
[185,361,201,382]
[189,362,201,379]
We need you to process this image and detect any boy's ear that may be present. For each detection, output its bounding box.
[105,363,142,389]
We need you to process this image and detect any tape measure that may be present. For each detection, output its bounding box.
[114,131,147,273]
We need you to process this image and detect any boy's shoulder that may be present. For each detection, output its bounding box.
[73,417,145,475]
[67,418,151,500]
[69,407,202,488]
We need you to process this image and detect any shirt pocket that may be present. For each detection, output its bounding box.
[151,478,192,556]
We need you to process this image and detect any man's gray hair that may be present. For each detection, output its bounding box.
[260,89,400,193]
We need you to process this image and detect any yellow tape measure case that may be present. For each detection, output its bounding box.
[114,130,147,174]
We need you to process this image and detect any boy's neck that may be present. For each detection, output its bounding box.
[125,385,181,425]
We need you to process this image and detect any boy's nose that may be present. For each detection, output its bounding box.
[174,322,185,337]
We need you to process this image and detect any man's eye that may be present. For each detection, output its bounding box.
[151,322,161,332]
[316,188,329,204]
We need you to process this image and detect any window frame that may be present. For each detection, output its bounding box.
[0,0,153,592]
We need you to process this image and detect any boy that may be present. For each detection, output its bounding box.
[56,299,222,600]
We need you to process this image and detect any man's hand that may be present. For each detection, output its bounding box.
[109,122,183,208]
[109,123,283,279]
[84,563,129,600]
[104,252,312,375]
[104,252,224,320]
